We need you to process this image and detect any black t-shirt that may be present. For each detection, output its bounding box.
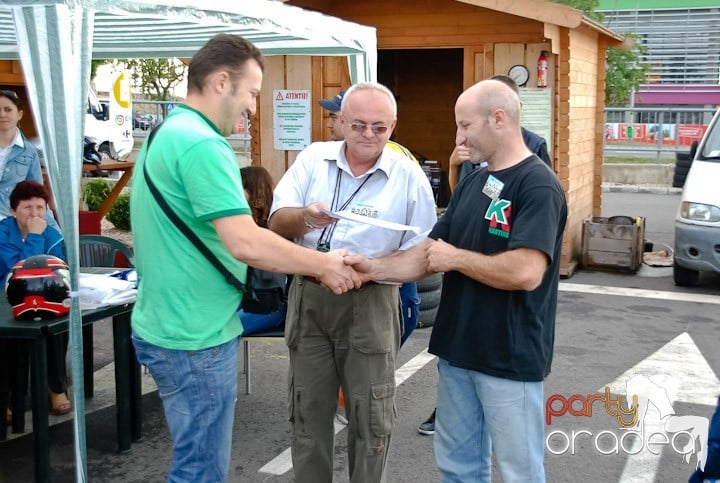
[428,155,567,381]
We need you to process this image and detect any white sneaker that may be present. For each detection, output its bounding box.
[417,408,436,435]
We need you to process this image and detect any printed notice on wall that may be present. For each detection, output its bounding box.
[519,88,552,155]
[273,90,311,150]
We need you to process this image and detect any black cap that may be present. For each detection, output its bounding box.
[318,90,345,112]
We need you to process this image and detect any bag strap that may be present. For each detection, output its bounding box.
[141,125,253,297]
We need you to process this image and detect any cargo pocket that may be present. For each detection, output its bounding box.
[352,285,398,354]
[369,381,395,438]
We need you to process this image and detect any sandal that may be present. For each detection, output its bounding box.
[49,392,72,416]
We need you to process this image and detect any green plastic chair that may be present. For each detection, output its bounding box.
[78,235,134,268]
[77,235,135,395]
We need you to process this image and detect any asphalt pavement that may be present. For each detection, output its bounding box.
[603,188,677,253]
[1,189,718,483]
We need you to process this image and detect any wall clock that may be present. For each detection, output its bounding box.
[508,64,529,87]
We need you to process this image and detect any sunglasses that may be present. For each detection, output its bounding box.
[350,122,390,135]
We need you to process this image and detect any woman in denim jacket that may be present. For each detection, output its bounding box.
[0,89,58,229]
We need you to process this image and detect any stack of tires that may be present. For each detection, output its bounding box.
[417,272,442,328]
[673,151,693,188]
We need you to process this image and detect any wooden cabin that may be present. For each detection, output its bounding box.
[260,0,625,276]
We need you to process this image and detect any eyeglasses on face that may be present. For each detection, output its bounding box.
[349,122,390,135]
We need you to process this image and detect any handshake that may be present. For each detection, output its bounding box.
[310,249,369,294]
[313,238,456,294]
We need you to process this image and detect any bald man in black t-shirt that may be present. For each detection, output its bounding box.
[346,79,567,483]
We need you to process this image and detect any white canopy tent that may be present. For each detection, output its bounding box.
[0,1,376,480]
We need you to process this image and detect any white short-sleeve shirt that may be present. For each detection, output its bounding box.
[0,129,23,175]
[270,141,437,259]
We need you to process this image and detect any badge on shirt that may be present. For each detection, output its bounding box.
[482,175,504,200]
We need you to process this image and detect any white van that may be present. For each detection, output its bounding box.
[86,86,118,159]
[673,108,720,286]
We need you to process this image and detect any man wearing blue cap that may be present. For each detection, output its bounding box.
[318,90,346,142]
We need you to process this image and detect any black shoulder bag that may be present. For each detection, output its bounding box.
[141,126,286,315]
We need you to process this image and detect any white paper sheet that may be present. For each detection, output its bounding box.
[78,273,137,310]
[320,208,420,232]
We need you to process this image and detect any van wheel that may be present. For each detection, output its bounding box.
[99,142,116,160]
[673,262,699,286]
[98,148,112,161]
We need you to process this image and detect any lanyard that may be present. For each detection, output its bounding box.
[316,167,375,252]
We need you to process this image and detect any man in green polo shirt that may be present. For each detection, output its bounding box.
[129,34,361,482]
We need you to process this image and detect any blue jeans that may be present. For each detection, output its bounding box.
[132,332,239,483]
[434,359,545,483]
[399,282,419,346]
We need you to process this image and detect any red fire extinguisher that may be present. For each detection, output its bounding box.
[537,50,548,88]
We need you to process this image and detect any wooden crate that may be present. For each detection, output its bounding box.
[581,216,645,273]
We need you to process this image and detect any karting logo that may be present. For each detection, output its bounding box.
[485,199,511,239]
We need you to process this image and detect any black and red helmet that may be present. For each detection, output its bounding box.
[5,255,70,320]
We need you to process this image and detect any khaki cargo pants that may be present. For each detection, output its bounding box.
[285,276,401,483]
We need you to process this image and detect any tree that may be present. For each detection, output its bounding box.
[122,58,186,103]
[89,58,186,103]
[87,58,186,118]
[90,59,106,81]
[552,0,603,20]
[550,0,649,106]
[604,34,649,106]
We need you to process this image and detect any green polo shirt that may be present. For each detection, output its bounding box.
[130,104,251,350]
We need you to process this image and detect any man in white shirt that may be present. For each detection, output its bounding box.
[269,82,436,483]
